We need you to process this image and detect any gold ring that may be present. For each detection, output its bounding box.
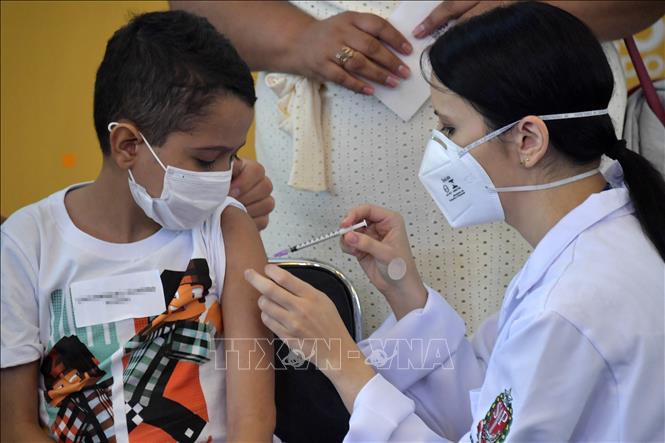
[334,46,355,66]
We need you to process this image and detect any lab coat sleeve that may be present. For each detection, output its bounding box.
[357,287,469,391]
[464,309,611,442]
[346,309,610,442]
[345,373,452,442]
[354,288,498,440]
[404,315,498,440]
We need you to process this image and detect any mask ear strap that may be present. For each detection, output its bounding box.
[488,168,601,193]
[460,121,517,156]
[107,121,167,172]
[137,131,167,172]
[459,108,609,157]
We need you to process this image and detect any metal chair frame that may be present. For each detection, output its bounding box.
[268,258,363,342]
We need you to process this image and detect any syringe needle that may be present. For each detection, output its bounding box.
[272,220,368,258]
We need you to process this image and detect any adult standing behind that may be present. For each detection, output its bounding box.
[172,0,663,336]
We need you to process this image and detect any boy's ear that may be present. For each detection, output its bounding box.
[513,116,549,169]
[109,123,142,170]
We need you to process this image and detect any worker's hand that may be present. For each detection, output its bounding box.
[412,1,508,39]
[292,11,412,95]
[244,263,376,411]
[230,158,275,231]
[340,205,427,319]
[244,265,356,370]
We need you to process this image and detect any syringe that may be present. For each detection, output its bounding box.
[272,220,368,258]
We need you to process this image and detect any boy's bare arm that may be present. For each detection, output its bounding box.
[221,206,276,441]
[1,361,52,442]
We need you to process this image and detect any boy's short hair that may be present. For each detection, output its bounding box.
[93,10,256,155]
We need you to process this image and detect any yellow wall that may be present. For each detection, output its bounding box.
[0,1,256,217]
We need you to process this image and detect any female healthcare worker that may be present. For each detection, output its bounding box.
[245,3,665,441]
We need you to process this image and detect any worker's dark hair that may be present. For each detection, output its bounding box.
[424,2,665,260]
[93,10,256,155]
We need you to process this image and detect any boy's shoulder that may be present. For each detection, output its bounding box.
[200,197,246,236]
[1,186,68,245]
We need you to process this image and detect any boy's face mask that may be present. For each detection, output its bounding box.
[108,122,233,230]
[418,109,609,229]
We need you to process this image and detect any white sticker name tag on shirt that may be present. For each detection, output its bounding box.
[70,270,165,328]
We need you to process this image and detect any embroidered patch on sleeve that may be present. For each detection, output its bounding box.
[476,388,513,443]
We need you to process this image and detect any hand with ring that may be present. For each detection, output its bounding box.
[293,11,413,95]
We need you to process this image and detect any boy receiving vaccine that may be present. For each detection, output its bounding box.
[1,11,275,442]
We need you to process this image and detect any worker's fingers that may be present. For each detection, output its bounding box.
[340,205,405,241]
[244,268,297,309]
[341,231,393,263]
[264,264,320,301]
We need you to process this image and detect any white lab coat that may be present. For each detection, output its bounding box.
[348,167,665,442]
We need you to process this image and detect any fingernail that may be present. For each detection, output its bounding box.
[230,188,240,198]
[397,65,410,79]
[412,24,425,37]
[401,42,412,54]
[258,296,265,308]
[244,269,253,280]
[386,75,400,88]
[347,232,358,244]
[362,86,374,95]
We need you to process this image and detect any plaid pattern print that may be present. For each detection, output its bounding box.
[165,320,212,364]
[52,397,85,443]
[85,384,115,442]
[123,335,169,408]
[123,320,212,407]
[51,382,115,443]
[124,401,146,428]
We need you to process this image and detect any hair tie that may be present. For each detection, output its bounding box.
[605,139,627,160]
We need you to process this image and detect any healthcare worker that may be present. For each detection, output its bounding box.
[245,3,665,441]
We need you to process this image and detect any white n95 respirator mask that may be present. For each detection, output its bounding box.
[108,122,233,230]
[418,109,609,228]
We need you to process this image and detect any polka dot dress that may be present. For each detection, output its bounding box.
[255,1,625,338]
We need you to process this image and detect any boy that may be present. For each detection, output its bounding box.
[1,10,275,442]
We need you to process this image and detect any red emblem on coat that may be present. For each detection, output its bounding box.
[476,388,513,443]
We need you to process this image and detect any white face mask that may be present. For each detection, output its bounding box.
[418,109,609,228]
[108,122,233,230]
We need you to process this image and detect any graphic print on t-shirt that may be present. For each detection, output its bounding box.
[42,258,223,443]
[41,335,115,442]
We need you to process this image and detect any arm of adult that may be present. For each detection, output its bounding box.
[344,310,612,442]
[1,362,52,442]
[221,206,275,441]
[170,1,413,94]
[414,1,665,42]
[243,204,493,440]
[340,204,491,439]
[243,263,460,442]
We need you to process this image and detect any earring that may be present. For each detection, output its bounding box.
[520,157,529,166]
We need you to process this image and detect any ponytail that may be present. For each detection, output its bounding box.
[606,139,665,261]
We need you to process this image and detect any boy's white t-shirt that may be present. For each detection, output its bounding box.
[1,183,242,442]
